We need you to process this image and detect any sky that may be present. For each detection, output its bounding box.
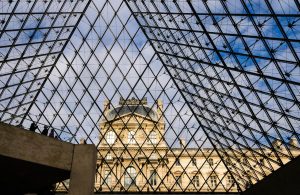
[14,0,202,149]
[0,0,298,149]
[1,0,300,190]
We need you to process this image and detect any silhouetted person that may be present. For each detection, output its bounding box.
[49,128,55,138]
[29,122,38,132]
[41,125,49,136]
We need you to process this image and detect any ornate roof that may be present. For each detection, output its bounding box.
[105,104,158,121]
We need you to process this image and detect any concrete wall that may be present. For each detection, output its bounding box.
[69,145,97,195]
[243,155,300,195]
[0,122,73,170]
[0,122,97,195]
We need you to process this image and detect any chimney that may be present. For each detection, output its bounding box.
[103,99,110,115]
[179,138,186,149]
[157,99,163,120]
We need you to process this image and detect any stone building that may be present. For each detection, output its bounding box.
[95,97,300,192]
[56,97,299,192]
[96,97,169,191]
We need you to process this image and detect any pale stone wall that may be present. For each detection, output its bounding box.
[95,98,238,192]
[57,98,300,192]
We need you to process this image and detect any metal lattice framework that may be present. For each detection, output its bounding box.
[1,0,300,193]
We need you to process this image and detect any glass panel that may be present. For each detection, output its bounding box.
[0,0,300,193]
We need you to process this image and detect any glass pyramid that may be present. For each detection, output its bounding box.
[0,0,300,193]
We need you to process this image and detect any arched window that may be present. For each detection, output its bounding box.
[149,131,157,144]
[106,131,116,145]
[210,175,217,189]
[103,169,111,186]
[192,175,200,187]
[150,170,157,186]
[226,175,234,188]
[124,166,136,188]
[208,158,214,166]
[128,131,136,144]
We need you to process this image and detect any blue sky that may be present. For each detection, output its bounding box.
[0,0,299,155]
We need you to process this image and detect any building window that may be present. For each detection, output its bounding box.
[124,166,136,188]
[104,170,111,186]
[106,152,112,160]
[128,131,136,144]
[227,175,234,188]
[150,170,157,186]
[192,175,200,187]
[225,158,231,166]
[208,158,214,166]
[106,131,116,145]
[175,176,182,187]
[210,175,217,189]
[175,158,180,166]
[192,157,197,166]
[259,158,264,165]
[149,131,157,144]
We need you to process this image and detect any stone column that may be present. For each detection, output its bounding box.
[69,145,97,195]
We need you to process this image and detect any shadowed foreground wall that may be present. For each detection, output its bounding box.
[243,155,300,195]
[0,122,97,195]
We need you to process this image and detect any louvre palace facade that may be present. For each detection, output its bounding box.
[93,98,299,192]
[2,0,300,194]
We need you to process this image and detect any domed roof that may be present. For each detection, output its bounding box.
[105,105,158,121]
